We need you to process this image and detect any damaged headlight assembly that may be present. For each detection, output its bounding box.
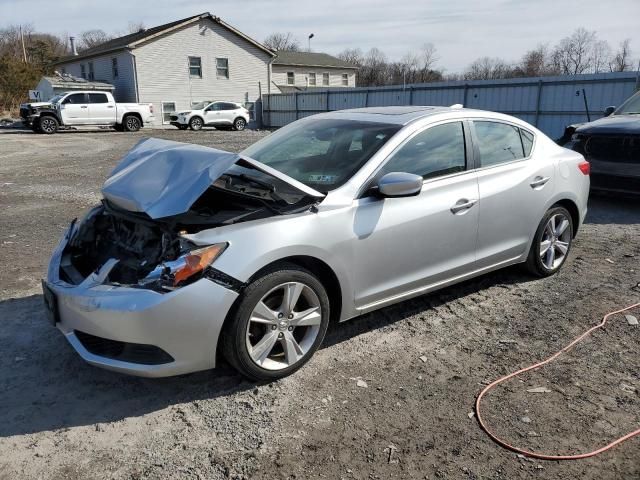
[141,243,228,291]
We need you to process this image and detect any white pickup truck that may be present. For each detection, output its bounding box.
[20,91,154,134]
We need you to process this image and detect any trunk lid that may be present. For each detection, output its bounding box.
[102,138,324,219]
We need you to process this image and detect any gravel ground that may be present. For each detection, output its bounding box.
[0,128,638,480]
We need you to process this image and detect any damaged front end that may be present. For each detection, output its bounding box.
[57,138,323,292]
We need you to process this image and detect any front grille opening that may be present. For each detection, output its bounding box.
[74,331,174,365]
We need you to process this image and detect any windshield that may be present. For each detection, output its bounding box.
[48,94,64,103]
[191,101,212,110]
[615,91,640,115]
[241,118,400,192]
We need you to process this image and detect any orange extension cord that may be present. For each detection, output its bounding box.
[475,302,640,460]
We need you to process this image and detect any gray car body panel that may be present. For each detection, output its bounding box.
[47,107,590,376]
[102,138,323,219]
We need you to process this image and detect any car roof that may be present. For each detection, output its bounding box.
[317,105,511,125]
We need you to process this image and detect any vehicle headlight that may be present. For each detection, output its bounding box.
[144,243,228,288]
[571,133,583,142]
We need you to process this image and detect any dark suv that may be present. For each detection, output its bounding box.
[561,90,640,196]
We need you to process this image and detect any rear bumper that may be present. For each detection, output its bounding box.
[45,228,239,377]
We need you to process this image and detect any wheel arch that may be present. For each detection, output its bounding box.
[215,255,344,362]
[122,111,142,125]
[552,198,580,238]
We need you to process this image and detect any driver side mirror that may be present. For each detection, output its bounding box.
[603,106,616,117]
[376,172,423,198]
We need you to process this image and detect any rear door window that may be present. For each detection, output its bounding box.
[474,121,525,167]
[520,128,534,156]
[88,93,108,104]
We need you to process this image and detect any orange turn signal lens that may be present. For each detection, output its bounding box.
[173,243,227,285]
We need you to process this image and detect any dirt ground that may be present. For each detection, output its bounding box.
[0,127,638,480]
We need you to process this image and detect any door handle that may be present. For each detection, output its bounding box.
[80,105,88,108]
[451,198,478,214]
[529,176,550,189]
[107,105,114,108]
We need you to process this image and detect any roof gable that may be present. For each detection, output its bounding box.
[54,13,275,65]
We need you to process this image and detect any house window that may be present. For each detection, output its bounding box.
[112,58,119,78]
[287,72,294,85]
[341,73,348,86]
[80,64,86,79]
[322,72,329,86]
[216,58,229,79]
[88,62,95,81]
[308,72,316,86]
[161,102,176,124]
[189,56,202,78]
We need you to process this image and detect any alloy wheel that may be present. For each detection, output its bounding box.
[245,282,322,371]
[40,118,56,133]
[234,118,246,131]
[539,213,571,270]
[190,118,203,130]
[126,116,140,131]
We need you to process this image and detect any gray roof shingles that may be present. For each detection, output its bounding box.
[273,51,357,69]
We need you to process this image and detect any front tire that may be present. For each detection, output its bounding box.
[39,116,58,134]
[189,117,204,131]
[221,264,330,381]
[525,206,573,277]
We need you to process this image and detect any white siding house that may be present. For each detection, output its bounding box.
[53,13,275,124]
[271,51,357,92]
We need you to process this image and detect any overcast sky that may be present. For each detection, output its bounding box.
[2,0,638,72]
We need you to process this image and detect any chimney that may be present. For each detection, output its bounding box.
[69,36,78,56]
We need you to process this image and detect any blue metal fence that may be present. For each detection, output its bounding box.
[262,72,639,138]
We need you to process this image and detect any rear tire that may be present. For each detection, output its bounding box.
[221,264,330,381]
[39,116,58,134]
[525,206,573,277]
[189,117,204,131]
[233,117,246,131]
[122,115,141,132]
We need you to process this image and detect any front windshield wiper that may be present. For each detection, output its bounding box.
[223,172,286,202]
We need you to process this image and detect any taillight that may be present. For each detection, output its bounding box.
[578,160,590,175]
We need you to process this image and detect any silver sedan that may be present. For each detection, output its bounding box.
[43,106,590,380]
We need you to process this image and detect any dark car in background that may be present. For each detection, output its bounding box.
[561,90,640,196]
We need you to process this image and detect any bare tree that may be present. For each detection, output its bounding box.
[359,47,389,86]
[592,40,612,73]
[78,29,111,51]
[337,47,364,66]
[127,21,146,33]
[263,32,300,52]
[610,39,632,72]
[513,45,559,77]
[464,57,512,80]
[551,28,597,74]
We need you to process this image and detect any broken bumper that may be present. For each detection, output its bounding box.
[44,228,239,377]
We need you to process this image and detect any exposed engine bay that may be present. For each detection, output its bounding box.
[58,138,324,290]
[61,186,315,289]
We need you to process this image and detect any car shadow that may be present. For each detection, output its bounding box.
[0,265,533,438]
[585,194,640,225]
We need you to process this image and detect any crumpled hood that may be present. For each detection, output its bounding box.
[575,115,640,135]
[102,138,323,219]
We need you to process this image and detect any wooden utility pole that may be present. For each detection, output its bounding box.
[19,25,27,62]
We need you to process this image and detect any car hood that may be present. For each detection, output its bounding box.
[575,115,640,135]
[21,102,53,109]
[101,138,324,219]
